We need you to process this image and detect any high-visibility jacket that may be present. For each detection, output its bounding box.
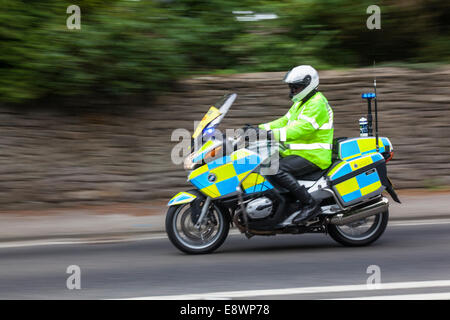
[259,91,334,170]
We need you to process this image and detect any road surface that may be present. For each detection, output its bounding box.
[1,219,450,299]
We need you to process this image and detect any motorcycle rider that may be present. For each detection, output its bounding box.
[259,65,334,224]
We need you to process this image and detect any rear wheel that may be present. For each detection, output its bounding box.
[165,201,230,254]
[328,210,389,246]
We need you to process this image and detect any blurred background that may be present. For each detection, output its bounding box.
[0,0,449,211]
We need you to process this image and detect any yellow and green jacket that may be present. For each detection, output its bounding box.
[259,91,334,169]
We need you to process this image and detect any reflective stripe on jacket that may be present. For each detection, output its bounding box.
[259,91,334,170]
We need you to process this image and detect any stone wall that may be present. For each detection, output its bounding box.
[0,67,449,210]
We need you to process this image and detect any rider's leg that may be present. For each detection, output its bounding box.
[266,155,322,224]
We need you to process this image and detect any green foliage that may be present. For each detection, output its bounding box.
[0,0,448,104]
[232,0,450,69]
[0,1,189,102]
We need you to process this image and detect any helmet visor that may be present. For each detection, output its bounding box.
[288,83,306,90]
[288,83,306,98]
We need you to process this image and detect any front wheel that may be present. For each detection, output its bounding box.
[328,210,389,246]
[165,201,230,254]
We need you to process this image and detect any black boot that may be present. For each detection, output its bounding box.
[292,185,322,224]
[266,169,321,225]
[292,198,321,224]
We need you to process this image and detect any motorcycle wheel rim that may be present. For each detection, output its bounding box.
[335,213,383,241]
[172,203,224,250]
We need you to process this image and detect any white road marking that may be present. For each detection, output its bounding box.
[0,230,242,249]
[122,280,450,300]
[0,234,167,249]
[0,218,450,249]
[331,292,450,300]
[389,219,450,227]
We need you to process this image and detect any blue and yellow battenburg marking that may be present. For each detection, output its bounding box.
[167,191,197,206]
[192,106,221,139]
[191,140,217,163]
[339,137,392,161]
[241,173,273,193]
[328,152,384,204]
[188,149,273,198]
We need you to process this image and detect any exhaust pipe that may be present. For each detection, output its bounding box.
[330,197,389,226]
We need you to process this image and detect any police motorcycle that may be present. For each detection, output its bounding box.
[166,92,400,254]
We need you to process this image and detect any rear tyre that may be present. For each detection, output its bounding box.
[166,201,230,254]
[328,210,389,247]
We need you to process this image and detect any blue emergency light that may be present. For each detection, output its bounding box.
[204,127,215,135]
[362,92,376,99]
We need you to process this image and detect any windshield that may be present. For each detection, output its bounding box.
[208,93,236,127]
[192,93,237,138]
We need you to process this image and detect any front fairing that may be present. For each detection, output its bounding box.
[185,139,223,168]
[183,93,276,198]
[187,149,273,199]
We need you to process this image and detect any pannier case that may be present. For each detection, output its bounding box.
[327,137,393,207]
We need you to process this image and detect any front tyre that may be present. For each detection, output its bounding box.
[165,201,230,254]
[328,210,389,247]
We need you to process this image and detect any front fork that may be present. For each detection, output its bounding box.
[194,196,212,229]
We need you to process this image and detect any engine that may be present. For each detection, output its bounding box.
[246,197,273,219]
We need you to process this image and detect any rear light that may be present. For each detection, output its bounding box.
[385,151,394,163]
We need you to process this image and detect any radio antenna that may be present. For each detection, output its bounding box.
[373,61,379,152]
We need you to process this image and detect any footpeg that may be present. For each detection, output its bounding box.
[305,218,321,227]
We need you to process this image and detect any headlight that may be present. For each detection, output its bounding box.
[183,153,196,170]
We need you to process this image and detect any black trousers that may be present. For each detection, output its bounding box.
[266,155,320,202]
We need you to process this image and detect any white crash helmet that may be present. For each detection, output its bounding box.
[283,65,319,102]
